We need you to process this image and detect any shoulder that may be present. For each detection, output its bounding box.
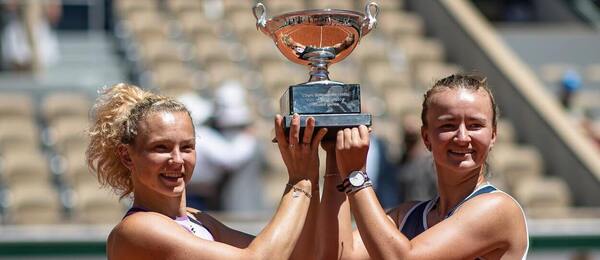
[386,201,424,228]
[107,212,190,259]
[459,191,525,222]
[453,192,527,244]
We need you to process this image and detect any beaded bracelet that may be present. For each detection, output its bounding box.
[286,183,312,198]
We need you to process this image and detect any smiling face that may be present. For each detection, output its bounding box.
[421,88,497,177]
[122,111,196,198]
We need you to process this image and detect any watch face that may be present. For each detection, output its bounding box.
[349,171,365,186]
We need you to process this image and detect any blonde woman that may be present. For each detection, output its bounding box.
[87,83,326,259]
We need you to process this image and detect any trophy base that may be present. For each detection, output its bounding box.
[283,113,372,140]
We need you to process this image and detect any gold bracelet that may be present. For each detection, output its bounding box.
[324,173,339,177]
[286,183,312,198]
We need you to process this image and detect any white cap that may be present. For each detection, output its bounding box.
[177,92,214,126]
[214,80,251,127]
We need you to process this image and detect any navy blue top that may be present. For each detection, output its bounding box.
[400,185,497,240]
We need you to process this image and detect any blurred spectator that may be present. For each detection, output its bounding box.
[368,134,402,209]
[1,0,61,72]
[396,112,437,201]
[179,81,265,212]
[560,69,582,109]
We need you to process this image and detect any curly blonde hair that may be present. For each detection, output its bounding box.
[86,83,192,199]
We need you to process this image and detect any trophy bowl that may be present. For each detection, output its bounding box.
[253,2,379,139]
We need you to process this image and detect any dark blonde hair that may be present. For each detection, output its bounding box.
[86,83,191,199]
[421,73,498,129]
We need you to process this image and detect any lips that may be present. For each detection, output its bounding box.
[448,149,474,157]
[160,172,185,183]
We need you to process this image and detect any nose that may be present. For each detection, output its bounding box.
[169,150,184,165]
[454,124,471,143]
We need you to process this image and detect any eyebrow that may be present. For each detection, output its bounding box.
[435,114,488,122]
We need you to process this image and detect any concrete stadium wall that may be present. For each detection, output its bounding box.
[407,0,600,206]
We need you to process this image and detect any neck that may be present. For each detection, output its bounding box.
[132,185,187,219]
[434,166,487,218]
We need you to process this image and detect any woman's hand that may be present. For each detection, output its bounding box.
[275,114,327,182]
[335,125,370,179]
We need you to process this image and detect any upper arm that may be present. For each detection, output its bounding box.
[406,193,527,259]
[109,213,253,260]
[190,210,254,248]
[344,203,416,260]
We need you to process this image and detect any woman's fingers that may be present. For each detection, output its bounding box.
[289,114,300,146]
[302,117,315,145]
[336,130,344,150]
[274,114,288,146]
[343,128,352,149]
[312,128,328,148]
[351,127,360,146]
[358,125,370,145]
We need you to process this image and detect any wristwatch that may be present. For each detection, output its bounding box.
[336,170,372,194]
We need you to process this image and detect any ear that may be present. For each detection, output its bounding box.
[117,144,134,171]
[490,126,497,149]
[421,126,432,152]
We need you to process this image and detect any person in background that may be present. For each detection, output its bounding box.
[1,0,61,72]
[178,81,265,212]
[559,69,582,109]
[87,83,326,259]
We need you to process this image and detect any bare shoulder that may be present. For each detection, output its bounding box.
[454,192,528,251]
[385,201,422,228]
[459,192,526,223]
[107,212,193,259]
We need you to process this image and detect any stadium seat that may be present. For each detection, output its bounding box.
[138,39,184,69]
[42,92,91,124]
[0,117,40,153]
[382,87,421,118]
[0,93,35,119]
[415,61,461,91]
[584,63,600,84]
[5,184,63,225]
[71,183,124,224]
[244,35,284,67]
[489,144,544,191]
[396,37,446,70]
[496,119,517,145]
[114,0,158,18]
[165,0,203,17]
[62,148,97,188]
[177,11,218,39]
[228,9,259,41]
[364,60,412,92]
[310,0,355,10]
[145,61,196,92]
[1,148,51,187]
[47,117,89,155]
[514,176,572,210]
[262,0,306,14]
[194,37,235,67]
[378,11,425,40]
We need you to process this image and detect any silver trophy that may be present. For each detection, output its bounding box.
[253,2,379,138]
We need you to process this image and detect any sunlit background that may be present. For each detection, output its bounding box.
[0,0,599,259]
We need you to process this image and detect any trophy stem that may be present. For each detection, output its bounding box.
[304,48,335,82]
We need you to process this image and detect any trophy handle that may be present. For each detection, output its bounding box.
[253,3,268,32]
[362,2,380,36]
